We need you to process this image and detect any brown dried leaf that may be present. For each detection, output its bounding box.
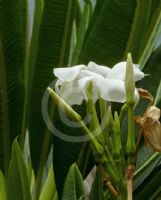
[143,120,161,152]
[138,88,154,105]
[135,105,161,152]
[145,106,160,121]
[135,116,144,126]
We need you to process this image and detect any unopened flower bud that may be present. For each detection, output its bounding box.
[47,87,81,122]
[125,53,135,104]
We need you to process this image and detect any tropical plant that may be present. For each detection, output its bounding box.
[0,0,161,199]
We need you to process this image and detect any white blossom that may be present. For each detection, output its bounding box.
[53,61,145,105]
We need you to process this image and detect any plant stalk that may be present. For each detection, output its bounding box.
[126,165,134,200]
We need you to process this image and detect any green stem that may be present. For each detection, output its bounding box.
[86,84,103,144]
[99,98,107,120]
[126,165,134,200]
[126,104,136,164]
[79,120,103,157]
[103,146,126,191]
[102,106,114,152]
[127,179,132,200]
[98,165,120,198]
[113,112,121,157]
[126,103,135,200]
[119,103,127,124]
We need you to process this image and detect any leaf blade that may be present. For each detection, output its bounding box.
[7,139,31,200]
[0,0,27,173]
[62,163,86,200]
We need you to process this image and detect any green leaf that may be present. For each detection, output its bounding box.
[138,2,161,68]
[21,0,43,146]
[70,0,92,65]
[139,45,161,98]
[149,186,161,200]
[134,165,161,200]
[79,0,136,65]
[0,0,27,174]
[134,152,161,191]
[23,132,35,193]
[53,119,83,196]
[39,164,58,200]
[77,142,95,178]
[154,80,161,107]
[27,1,78,199]
[133,43,161,196]
[61,163,86,200]
[29,0,77,172]
[0,171,6,200]
[7,139,31,200]
[124,0,151,61]
[120,44,161,191]
[89,170,104,200]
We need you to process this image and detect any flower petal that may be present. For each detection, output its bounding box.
[57,81,83,105]
[134,88,140,104]
[78,76,99,102]
[79,70,102,79]
[108,62,144,81]
[95,78,126,102]
[87,61,111,78]
[54,65,86,81]
[55,79,63,94]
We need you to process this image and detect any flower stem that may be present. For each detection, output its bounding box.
[79,120,103,156]
[99,98,107,120]
[48,87,104,157]
[126,165,134,200]
[86,82,103,144]
[119,103,128,124]
[127,178,132,200]
[126,104,135,200]
[126,104,136,164]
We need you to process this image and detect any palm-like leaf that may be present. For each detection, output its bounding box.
[0,0,27,174]
[27,0,78,199]
[7,139,31,200]
[79,0,136,65]
[61,163,86,200]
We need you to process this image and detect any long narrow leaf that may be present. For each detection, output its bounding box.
[7,139,31,200]
[0,171,6,200]
[124,0,151,61]
[39,164,58,200]
[0,0,27,174]
[62,163,86,200]
[89,170,104,200]
[27,1,77,199]
[138,2,161,68]
[79,0,136,65]
[29,0,76,173]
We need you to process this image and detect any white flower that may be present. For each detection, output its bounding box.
[53,61,145,105]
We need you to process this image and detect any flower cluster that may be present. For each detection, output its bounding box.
[53,61,145,105]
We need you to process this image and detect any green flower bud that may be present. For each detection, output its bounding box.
[47,87,81,122]
[125,53,135,104]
